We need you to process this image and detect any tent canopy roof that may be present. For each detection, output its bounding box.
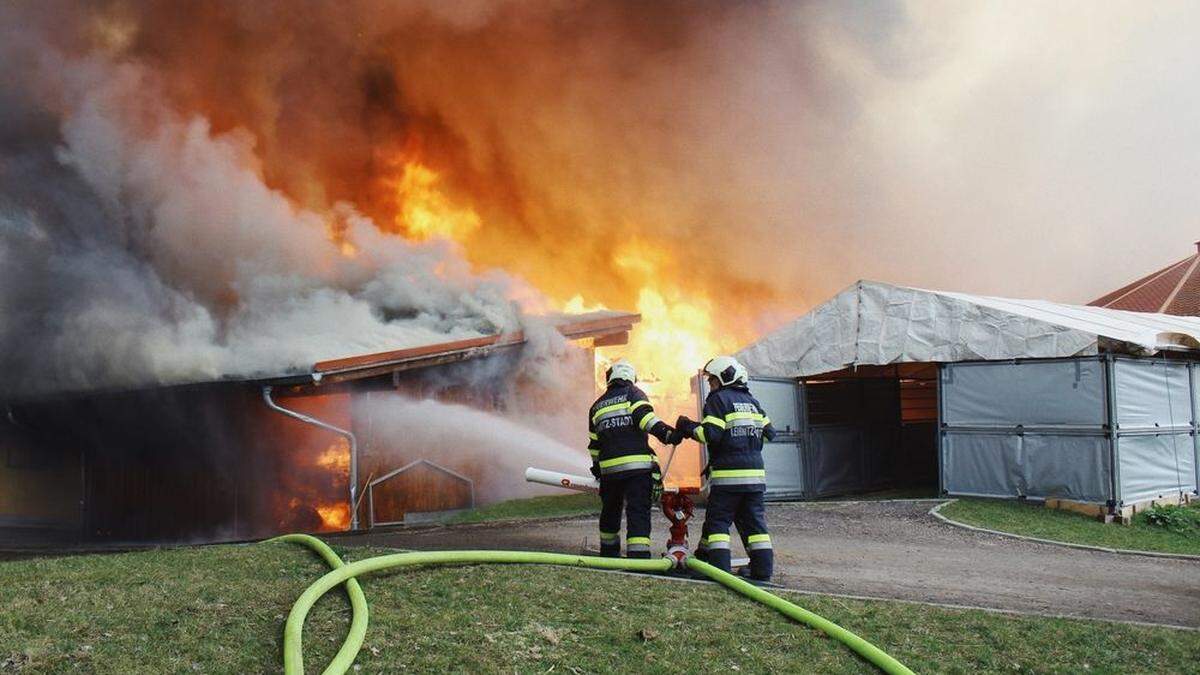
[737,281,1200,379]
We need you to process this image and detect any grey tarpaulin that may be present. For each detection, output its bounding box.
[1112,359,1196,503]
[738,280,1200,379]
[1119,435,1196,503]
[734,280,1200,506]
[942,433,1022,497]
[1193,365,1200,493]
[1113,359,1191,428]
[745,378,805,498]
[942,359,1106,427]
[940,359,1112,502]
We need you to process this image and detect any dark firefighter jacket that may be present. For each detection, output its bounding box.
[690,383,776,491]
[588,380,671,479]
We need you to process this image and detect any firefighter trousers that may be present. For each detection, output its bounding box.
[598,472,653,558]
[697,488,773,580]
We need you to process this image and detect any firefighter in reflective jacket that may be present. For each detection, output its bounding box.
[588,359,675,558]
[674,355,776,580]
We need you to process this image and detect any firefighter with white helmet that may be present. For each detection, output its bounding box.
[587,359,676,558]
[673,355,776,580]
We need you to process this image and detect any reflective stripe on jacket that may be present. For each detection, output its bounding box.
[588,381,671,478]
[691,384,776,492]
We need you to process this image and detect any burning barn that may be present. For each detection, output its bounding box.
[0,312,637,545]
[731,281,1200,516]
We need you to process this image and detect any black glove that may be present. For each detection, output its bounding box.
[654,423,676,445]
[701,464,712,480]
[589,465,600,480]
[663,425,683,445]
[674,415,699,440]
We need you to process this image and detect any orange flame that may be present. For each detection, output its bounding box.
[311,439,351,530]
[316,440,351,472]
[316,502,351,530]
[388,161,481,241]
[377,158,738,416]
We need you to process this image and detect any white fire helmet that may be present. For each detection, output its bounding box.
[703,355,748,387]
[606,359,637,385]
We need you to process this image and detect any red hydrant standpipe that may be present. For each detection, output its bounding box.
[661,490,695,566]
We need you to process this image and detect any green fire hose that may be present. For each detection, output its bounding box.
[272,538,915,675]
[265,535,369,673]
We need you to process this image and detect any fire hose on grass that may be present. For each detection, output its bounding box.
[270,540,915,675]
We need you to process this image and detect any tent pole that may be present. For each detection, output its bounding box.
[1103,355,1122,513]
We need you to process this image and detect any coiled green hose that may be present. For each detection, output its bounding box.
[265,535,369,675]
[272,540,914,675]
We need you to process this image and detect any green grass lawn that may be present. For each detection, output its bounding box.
[1,543,1198,673]
[449,492,601,524]
[939,498,1200,556]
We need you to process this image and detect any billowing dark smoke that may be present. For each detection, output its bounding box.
[3,1,1199,394]
[0,4,546,395]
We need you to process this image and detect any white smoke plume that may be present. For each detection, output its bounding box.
[359,394,591,503]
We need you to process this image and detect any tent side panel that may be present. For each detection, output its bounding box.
[943,359,1106,427]
[746,378,806,499]
[940,358,1112,503]
[1022,434,1111,502]
[1113,359,1197,503]
[1194,365,1200,495]
[942,432,1021,497]
[1118,435,1196,503]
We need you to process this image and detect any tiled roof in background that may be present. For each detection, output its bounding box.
[1090,242,1200,316]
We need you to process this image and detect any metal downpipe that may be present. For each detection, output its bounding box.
[262,386,360,530]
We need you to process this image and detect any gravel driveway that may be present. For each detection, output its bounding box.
[343,500,1200,628]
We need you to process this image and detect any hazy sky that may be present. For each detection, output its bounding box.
[806,1,1200,305]
[2,0,1198,393]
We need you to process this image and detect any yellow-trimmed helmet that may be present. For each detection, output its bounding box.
[605,359,637,385]
[703,355,747,387]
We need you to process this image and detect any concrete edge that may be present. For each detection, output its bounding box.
[928,499,1200,562]
[770,584,1200,633]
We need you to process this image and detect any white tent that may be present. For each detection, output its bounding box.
[738,280,1200,379]
[732,281,1199,509]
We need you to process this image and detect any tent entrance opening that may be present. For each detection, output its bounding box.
[801,364,937,498]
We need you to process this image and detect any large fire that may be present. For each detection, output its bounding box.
[275,423,353,533]
[369,157,740,416]
[26,3,790,517]
[363,157,739,488]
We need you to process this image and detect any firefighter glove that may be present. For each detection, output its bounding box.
[674,415,699,440]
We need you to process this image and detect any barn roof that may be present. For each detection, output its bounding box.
[271,310,639,386]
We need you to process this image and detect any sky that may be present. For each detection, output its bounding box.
[1,0,1198,393]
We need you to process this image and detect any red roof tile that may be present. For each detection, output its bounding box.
[1090,242,1200,315]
